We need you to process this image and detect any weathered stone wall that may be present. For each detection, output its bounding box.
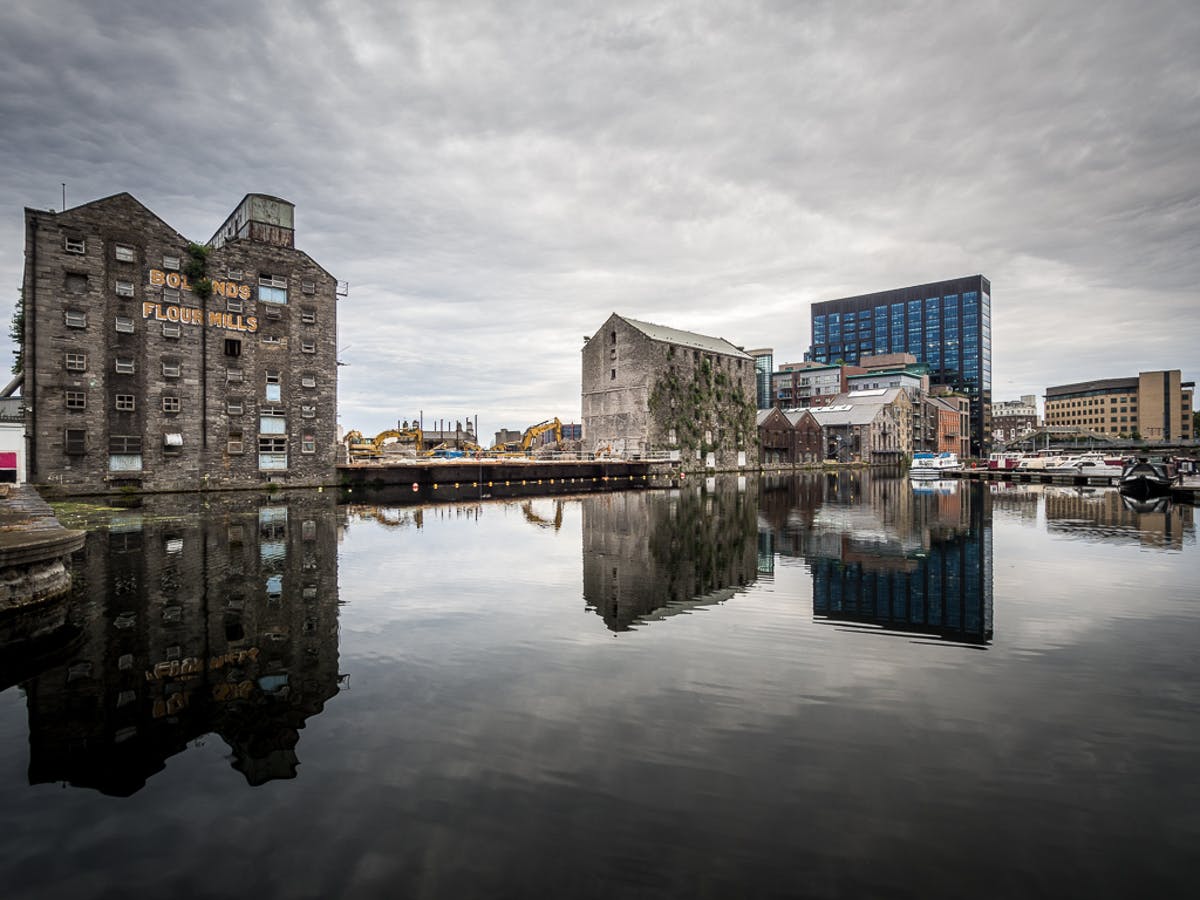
[22,194,337,492]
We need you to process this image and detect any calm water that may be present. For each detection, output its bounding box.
[0,474,1197,899]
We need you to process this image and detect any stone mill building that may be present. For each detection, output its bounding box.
[21,192,339,491]
[581,314,758,468]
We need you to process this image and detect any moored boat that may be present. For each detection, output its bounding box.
[1118,457,1176,497]
[909,452,962,479]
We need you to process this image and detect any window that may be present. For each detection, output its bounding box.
[115,357,135,374]
[264,305,282,320]
[301,340,315,353]
[259,415,286,434]
[109,435,142,472]
[115,316,135,334]
[162,322,181,338]
[610,369,616,380]
[64,310,87,328]
[224,338,241,357]
[115,280,134,298]
[65,391,86,410]
[64,236,86,254]
[258,436,287,470]
[162,396,181,413]
[163,287,180,304]
[65,352,86,371]
[301,309,316,325]
[227,269,243,281]
[259,274,288,304]
[302,434,315,453]
[114,244,135,263]
[227,368,244,384]
[226,298,243,313]
[163,433,183,454]
[301,374,316,388]
[227,399,243,415]
[163,255,180,271]
[162,360,181,378]
[228,430,244,454]
[262,334,281,344]
[301,405,316,418]
[64,428,86,454]
[301,279,315,294]
[115,394,135,412]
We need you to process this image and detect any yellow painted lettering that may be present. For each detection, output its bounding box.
[166,272,181,289]
[207,310,222,327]
[245,316,258,333]
[211,280,227,298]
[238,284,252,301]
[166,305,180,322]
[142,301,155,319]
[149,269,165,286]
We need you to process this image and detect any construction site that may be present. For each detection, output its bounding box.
[341,417,583,464]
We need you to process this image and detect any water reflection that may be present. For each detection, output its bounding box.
[761,472,994,645]
[19,491,342,796]
[582,481,759,631]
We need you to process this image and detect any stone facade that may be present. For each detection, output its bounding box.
[22,193,338,491]
[581,314,757,469]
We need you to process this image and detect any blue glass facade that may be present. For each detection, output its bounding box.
[808,275,992,454]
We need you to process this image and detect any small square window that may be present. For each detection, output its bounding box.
[227,368,244,384]
[227,399,243,415]
[65,391,86,410]
[64,236,86,254]
[302,434,316,453]
[262,334,281,344]
[114,358,135,375]
[227,269,243,281]
[114,244,135,263]
[163,396,181,413]
[259,274,288,305]
[227,298,243,313]
[301,340,315,353]
[228,432,244,454]
[162,322,181,338]
[64,428,87,454]
[301,309,316,325]
[162,361,181,378]
[163,255,180,271]
[301,405,316,419]
[65,352,86,371]
[265,384,281,402]
[163,287,180,304]
[265,370,281,384]
[301,374,316,388]
[264,306,282,320]
[115,280,135,298]
[64,310,87,329]
[224,338,242,357]
[115,316,135,334]
[301,279,315,294]
[115,394,135,412]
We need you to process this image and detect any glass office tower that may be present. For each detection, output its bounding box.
[809,275,991,455]
[749,349,774,410]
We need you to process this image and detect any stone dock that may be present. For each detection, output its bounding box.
[0,485,86,619]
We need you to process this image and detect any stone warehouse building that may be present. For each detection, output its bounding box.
[21,192,339,491]
[581,314,757,468]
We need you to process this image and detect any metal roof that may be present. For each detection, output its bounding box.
[1045,377,1137,398]
[621,316,752,359]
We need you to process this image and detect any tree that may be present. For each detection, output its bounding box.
[8,289,22,375]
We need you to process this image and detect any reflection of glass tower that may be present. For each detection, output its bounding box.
[21,492,342,796]
[760,471,994,646]
[582,481,759,631]
[809,276,992,455]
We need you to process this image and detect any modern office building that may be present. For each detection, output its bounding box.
[772,361,859,409]
[747,348,774,410]
[1044,371,1193,441]
[21,192,339,491]
[808,275,991,455]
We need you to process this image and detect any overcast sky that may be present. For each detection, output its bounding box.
[2,0,1197,437]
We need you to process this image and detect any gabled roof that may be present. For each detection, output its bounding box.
[619,315,752,359]
[798,388,908,426]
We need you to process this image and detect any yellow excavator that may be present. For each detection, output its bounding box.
[346,428,424,461]
[492,418,564,453]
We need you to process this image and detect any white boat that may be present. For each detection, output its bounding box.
[1014,453,1066,471]
[909,452,962,479]
[1047,452,1129,478]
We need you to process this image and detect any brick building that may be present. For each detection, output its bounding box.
[581,314,757,468]
[21,192,339,491]
[1044,371,1193,442]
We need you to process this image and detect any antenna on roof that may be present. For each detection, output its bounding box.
[61,183,66,211]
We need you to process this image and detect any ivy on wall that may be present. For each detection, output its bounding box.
[648,356,757,456]
[186,241,213,299]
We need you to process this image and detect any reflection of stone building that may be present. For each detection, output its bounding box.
[582,481,758,631]
[760,471,993,645]
[1044,488,1194,550]
[21,491,341,796]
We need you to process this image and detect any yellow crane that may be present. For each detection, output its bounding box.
[346,428,424,461]
[491,418,564,453]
